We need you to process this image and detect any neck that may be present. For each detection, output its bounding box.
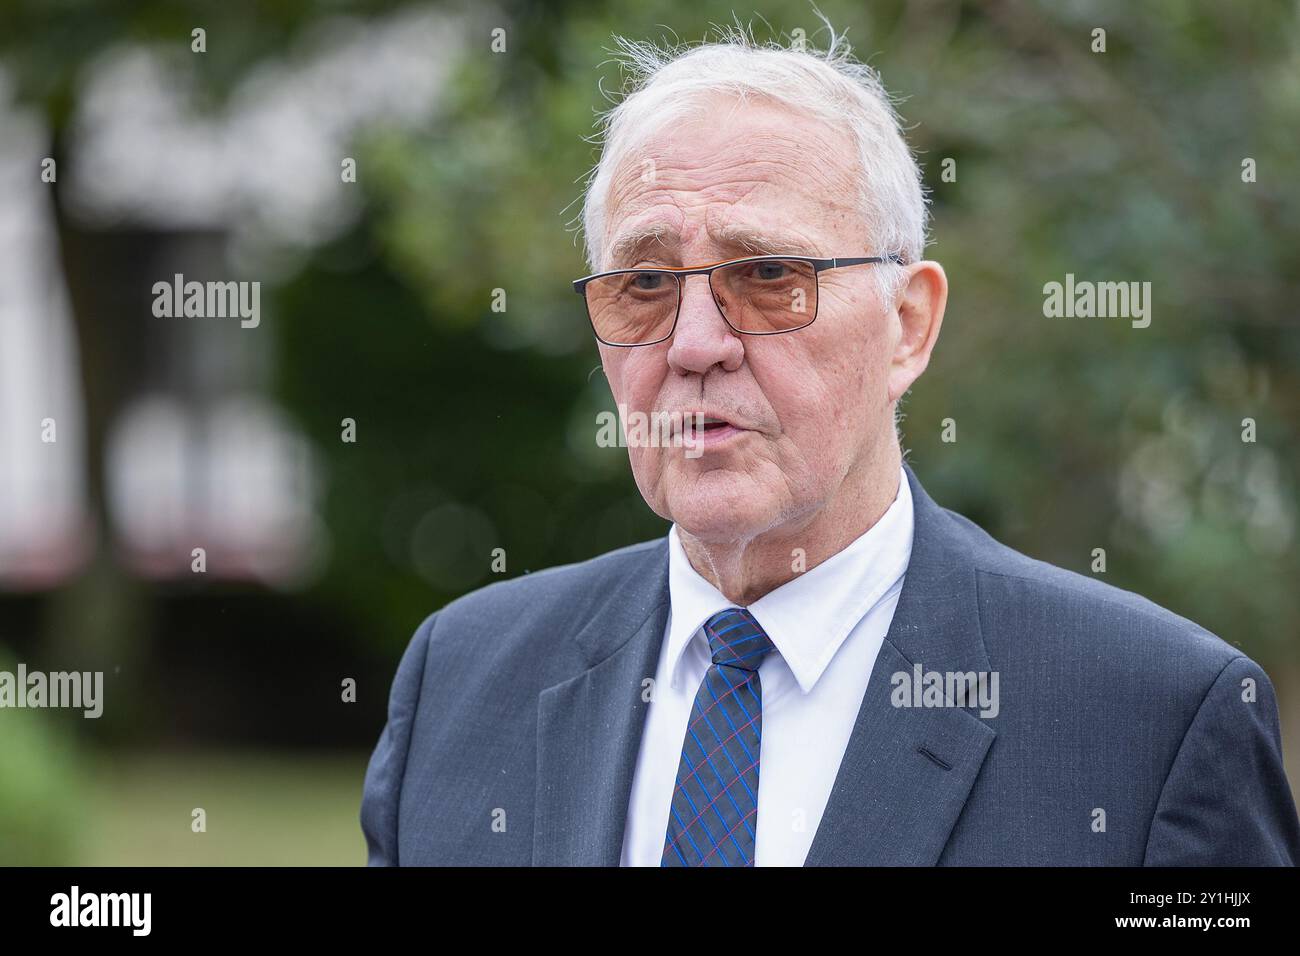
[678,446,903,605]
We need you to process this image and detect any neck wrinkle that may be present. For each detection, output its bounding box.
[677,450,903,605]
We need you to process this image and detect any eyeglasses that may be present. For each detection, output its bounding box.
[572,253,904,347]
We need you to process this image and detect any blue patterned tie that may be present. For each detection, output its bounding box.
[661,607,777,866]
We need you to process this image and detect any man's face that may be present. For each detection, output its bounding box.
[597,95,908,546]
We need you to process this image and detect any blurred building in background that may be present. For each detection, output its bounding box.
[0,72,89,588]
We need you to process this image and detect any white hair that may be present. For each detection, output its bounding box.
[577,16,929,301]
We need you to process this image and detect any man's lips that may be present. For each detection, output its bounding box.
[688,422,746,448]
[675,412,751,448]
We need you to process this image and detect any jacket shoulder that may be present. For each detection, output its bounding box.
[940,506,1247,677]
[409,536,666,659]
[445,536,663,616]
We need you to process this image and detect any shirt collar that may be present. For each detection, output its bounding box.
[664,465,914,693]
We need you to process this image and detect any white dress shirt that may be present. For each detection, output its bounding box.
[619,465,915,866]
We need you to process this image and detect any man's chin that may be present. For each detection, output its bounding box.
[664,487,779,546]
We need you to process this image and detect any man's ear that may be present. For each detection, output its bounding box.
[887,261,947,403]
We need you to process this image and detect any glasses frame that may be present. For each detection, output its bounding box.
[572,252,906,347]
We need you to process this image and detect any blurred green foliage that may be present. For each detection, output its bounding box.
[0,655,84,865]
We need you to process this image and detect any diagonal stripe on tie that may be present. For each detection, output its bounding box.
[661,607,776,866]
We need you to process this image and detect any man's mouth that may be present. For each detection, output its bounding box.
[681,413,747,449]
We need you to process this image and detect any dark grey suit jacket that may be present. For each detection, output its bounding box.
[361,464,1300,865]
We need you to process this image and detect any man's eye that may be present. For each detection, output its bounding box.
[754,262,788,280]
[632,272,667,291]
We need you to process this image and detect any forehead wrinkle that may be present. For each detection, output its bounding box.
[603,126,860,266]
[606,217,821,267]
[606,167,826,260]
[626,149,843,206]
[608,112,850,205]
[690,111,855,193]
[709,217,820,256]
[598,97,868,263]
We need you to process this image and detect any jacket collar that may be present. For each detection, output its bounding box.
[660,464,914,694]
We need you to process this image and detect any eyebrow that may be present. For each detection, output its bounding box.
[605,222,817,268]
[606,223,673,269]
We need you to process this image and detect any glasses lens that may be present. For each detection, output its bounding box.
[712,258,817,333]
[585,270,679,345]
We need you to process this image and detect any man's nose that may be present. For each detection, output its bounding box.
[666,274,745,375]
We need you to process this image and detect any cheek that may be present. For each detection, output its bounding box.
[819,306,894,411]
[757,333,870,425]
[601,348,662,410]
[598,347,627,401]
[750,325,886,461]
[599,349,668,488]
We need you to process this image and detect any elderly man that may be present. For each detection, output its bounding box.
[361,33,1299,866]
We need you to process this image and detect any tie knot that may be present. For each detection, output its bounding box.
[703,608,775,672]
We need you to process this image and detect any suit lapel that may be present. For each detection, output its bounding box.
[804,464,997,865]
[533,542,670,866]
